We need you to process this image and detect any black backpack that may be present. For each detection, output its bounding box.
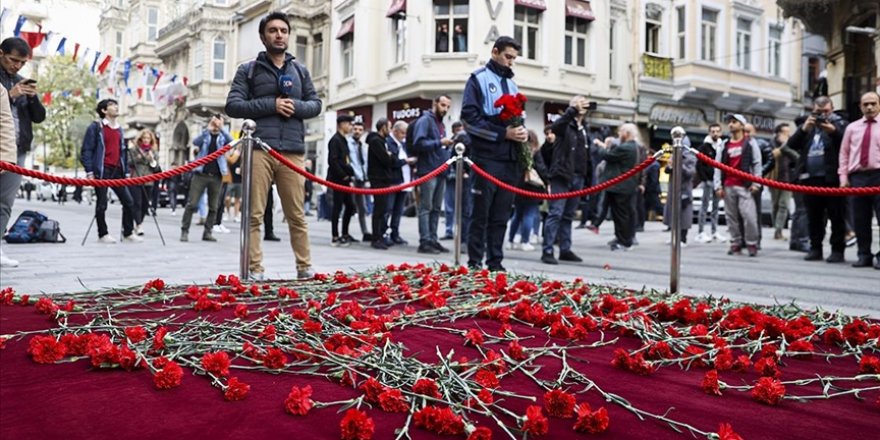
[405,120,417,155]
[3,210,66,244]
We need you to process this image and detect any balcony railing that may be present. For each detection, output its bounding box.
[642,54,673,81]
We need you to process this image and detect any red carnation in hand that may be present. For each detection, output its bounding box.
[717,423,744,440]
[544,389,577,418]
[124,326,148,343]
[284,385,313,416]
[702,370,722,395]
[412,378,442,399]
[858,355,880,374]
[27,335,67,364]
[573,403,610,434]
[378,388,410,413]
[224,377,250,401]
[751,377,785,406]
[340,408,375,440]
[201,351,231,377]
[467,426,493,440]
[153,360,184,389]
[262,347,288,369]
[521,405,549,436]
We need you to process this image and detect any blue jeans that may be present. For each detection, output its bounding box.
[542,175,584,255]
[417,177,446,245]
[509,204,539,244]
[386,190,407,239]
[444,177,456,236]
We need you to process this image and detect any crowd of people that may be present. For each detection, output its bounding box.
[2,15,879,276]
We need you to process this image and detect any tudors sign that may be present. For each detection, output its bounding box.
[649,104,706,127]
[387,98,432,124]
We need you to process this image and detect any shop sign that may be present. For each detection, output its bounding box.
[387,98,432,124]
[649,105,705,126]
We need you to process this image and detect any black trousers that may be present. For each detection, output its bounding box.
[802,178,846,253]
[265,185,274,236]
[850,170,880,260]
[371,185,390,242]
[95,166,136,238]
[607,191,635,247]
[468,158,519,269]
[330,186,355,238]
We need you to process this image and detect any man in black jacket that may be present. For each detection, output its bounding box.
[225,11,322,280]
[541,95,590,265]
[367,118,411,249]
[787,96,849,263]
[327,114,356,247]
[599,123,640,250]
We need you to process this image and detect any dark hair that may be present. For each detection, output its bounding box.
[96,99,118,118]
[708,123,722,130]
[211,113,224,122]
[774,122,789,134]
[258,11,290,36]
[434,94,452,103]
[0,37,31,57]
[492,36,521,53]
[543,124,553,134]
[353,121,364,127]
[375,117,389,132]
[451,121,463,131]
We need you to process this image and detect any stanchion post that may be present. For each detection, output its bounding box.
[669,126,686,294]
[239,120,256,279]
[452,143,466,266]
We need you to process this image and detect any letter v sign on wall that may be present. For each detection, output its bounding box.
[484,0,503,44]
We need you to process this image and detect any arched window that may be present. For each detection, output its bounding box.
[212,37,226,81]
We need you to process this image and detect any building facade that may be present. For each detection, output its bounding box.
[633,0,806,148]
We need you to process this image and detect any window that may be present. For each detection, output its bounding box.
[433,0,468,53]
[645,6,662,55]
[147,7,159,42]
[341,36,353,78]
[193,40,203,83]
[609,19,616,81]
[807,56,820,95]
[701,9,718,62]
[513,6,540,61]
[564,17,588,67]
[115,31,123,58]
[296,36,308,63]
[768,26,782,76]
[393,15,406,64]
[736,18,752,70]
[676,6,685,59]
[312,33,324,76]
[212,37,226,81]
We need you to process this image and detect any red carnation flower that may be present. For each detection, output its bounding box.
[340,408,375,440]
[284,385,313,416]
[117,344,139,371]
[378,388,410,413]
[475,369,500,389]
[153,360,184,389]
[360,377,386,403]
[467,426,492,440]
[234,304,249,319]
[152,326,169,351]
[751,377,785,406]
[508,340,526,361]
[859,355,880,374]
[574,403,610,434]
[258,324,277,341]
[224,377,250,401]
[702,370,722,395]
[412,378,442,399]
[544,389,576,418]
[262,347,288,369]
[521,405,548,436]
[823,327,844,345]
[413,406,465,435]
[201,351,232,377]
[19,294,30,305]
[786,339,814,358]
[464,329,485,346]
[27,335,66,364]
[124,326,148,343]
[754,356,781,379]
[34,297,59,315]
[732,355,752,372]
[717,423,744,440]
[302,320,323,334]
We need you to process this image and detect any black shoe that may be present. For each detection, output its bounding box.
[392,236,408,245]
[440,234,454,240]
[575,224,587,229]
[852,257,873,268]
[417,243,440,254]
[610,243,631,252]
[362,233,374,242]
[804,250,823,261]
[202,231,217,242]
[432,241,450,253]
[467,262,482,271]
[558,250,583,262]
[541,253,558,265]
[790,243,810,253]
[875,259,880,270]
[343,234,359,243]
[487,265,506,272]
[371,240,388,250]
[180,230,189,242]
[331,237,350,247]
[264,234,281,242]
[825,252,844,263]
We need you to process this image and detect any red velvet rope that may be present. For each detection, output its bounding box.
[693,151,880,196]
[266,148,449,195]
[468,156,657,200]
[0,144,233,187]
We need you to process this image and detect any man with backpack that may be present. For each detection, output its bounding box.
[225,11,322,281]
[80,99,142,244]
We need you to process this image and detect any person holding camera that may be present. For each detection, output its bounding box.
[788,96,849,263]
[179,114,230,243]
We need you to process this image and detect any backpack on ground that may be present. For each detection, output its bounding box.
[3,210,66,244]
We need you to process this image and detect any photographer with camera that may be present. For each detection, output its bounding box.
[788,96,849,263]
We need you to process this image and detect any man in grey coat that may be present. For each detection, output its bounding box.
[226,11,322,280]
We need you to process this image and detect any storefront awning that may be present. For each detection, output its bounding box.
[514,0,546,11]
[336,18,354,40]
[386,0,406,17]
[565,0,595,21]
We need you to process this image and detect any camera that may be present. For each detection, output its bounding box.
[812,112,827,124]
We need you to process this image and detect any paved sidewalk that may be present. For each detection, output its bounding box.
[1,197,877,317]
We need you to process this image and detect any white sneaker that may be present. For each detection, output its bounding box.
[521,243,535,252]
[98,234,118,243]
[530,235,539,245]
[221,224,231,234]
[232,216,240,223]
[681,241,688,248]
[713,231,729,242]
[123,234,144,243]
[0,249,19,267]
[213,225,231,234]
[695,232,712,243]
[135,224,144,236]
